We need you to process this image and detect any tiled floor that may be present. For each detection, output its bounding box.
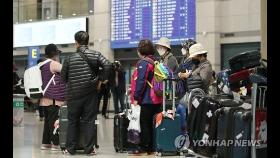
[13,112,190,158]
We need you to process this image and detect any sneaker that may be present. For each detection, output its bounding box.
[41,144,51,150]
[51,145,60,151]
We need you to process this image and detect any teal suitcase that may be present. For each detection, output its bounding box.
[153,79,185,156]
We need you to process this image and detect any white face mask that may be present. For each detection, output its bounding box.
[157,48,166,56]
[181,48,187,56]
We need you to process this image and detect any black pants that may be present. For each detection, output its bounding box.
[97,88,110,115]
[140,104,161,152]
[111,87,125,114]
[39,106,45,118]
[42,105,60,145]
[66,92,99,154]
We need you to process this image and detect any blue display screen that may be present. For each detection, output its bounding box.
[110,0,196,49]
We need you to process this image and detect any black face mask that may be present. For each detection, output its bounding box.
[192,58,200,65]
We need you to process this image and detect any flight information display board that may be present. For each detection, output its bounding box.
[111,0,195,49]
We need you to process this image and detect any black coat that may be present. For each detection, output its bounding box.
[110,68,126,93]
[61,45,112,100]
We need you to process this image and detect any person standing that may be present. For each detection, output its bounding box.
[110,61,126,114]
[40,44,66,151]
[178,43,213,93]
[155,37,179,72]
[97,79,110,119]
[61,31,112,155]
[130,39,162,155]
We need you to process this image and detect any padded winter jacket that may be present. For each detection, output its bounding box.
[134,56,158,105]
[191,60,213,91]
[61,45,112,100]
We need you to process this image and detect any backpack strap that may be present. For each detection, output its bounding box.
[141,57,155,65]
[38,59,52,68]
[138,57,155,89]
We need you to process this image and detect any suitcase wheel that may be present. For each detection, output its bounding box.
[95,144,99,149]
[115,148,119,153]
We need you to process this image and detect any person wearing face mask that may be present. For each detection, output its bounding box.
[174,39,197,79]
[173,39,197,135]
[155,37,178,72]
[178,43,213,92]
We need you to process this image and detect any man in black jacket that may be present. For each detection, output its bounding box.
[61,31,112,155]
[110,61,126,114]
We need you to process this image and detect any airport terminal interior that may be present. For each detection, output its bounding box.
[13,0,267,157]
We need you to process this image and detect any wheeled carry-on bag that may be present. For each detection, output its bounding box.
[113,113,129,153]
[113,93,130,153]
[59,105,99,150]
[251,84,267,158]
[215,106,251,158]
[188,96,221,157]
[228,50,261,74]
[153,79,184,156]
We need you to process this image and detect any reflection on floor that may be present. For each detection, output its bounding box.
[13,112,188,158]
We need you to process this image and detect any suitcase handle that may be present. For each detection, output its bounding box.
[257,86,267,109]
[162,79,177,117]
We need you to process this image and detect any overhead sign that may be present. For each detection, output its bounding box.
[28,47,40,68]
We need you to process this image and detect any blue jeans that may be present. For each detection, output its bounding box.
[176,104,188,132]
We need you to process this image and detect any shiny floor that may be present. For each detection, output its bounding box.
[13,112,190,158]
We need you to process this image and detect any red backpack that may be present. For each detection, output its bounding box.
[130,58,163,105]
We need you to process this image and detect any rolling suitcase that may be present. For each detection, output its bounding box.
[113,114,129,152]
[228,50,261,74]
[59,105,99,150]
[113,93,130,153]
[189,97,221,157]
[216,106,251,158]
[251,85,267,158]
[229,69,254,95]
[153,79,184,156]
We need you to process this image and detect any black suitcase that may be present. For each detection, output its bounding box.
[216,107,251,158]
[228,50,261,74]
[113,113,129,153]
[189,97,221,157]
[59,105,98,150]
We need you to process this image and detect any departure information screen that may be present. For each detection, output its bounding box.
[110,0,195,49]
